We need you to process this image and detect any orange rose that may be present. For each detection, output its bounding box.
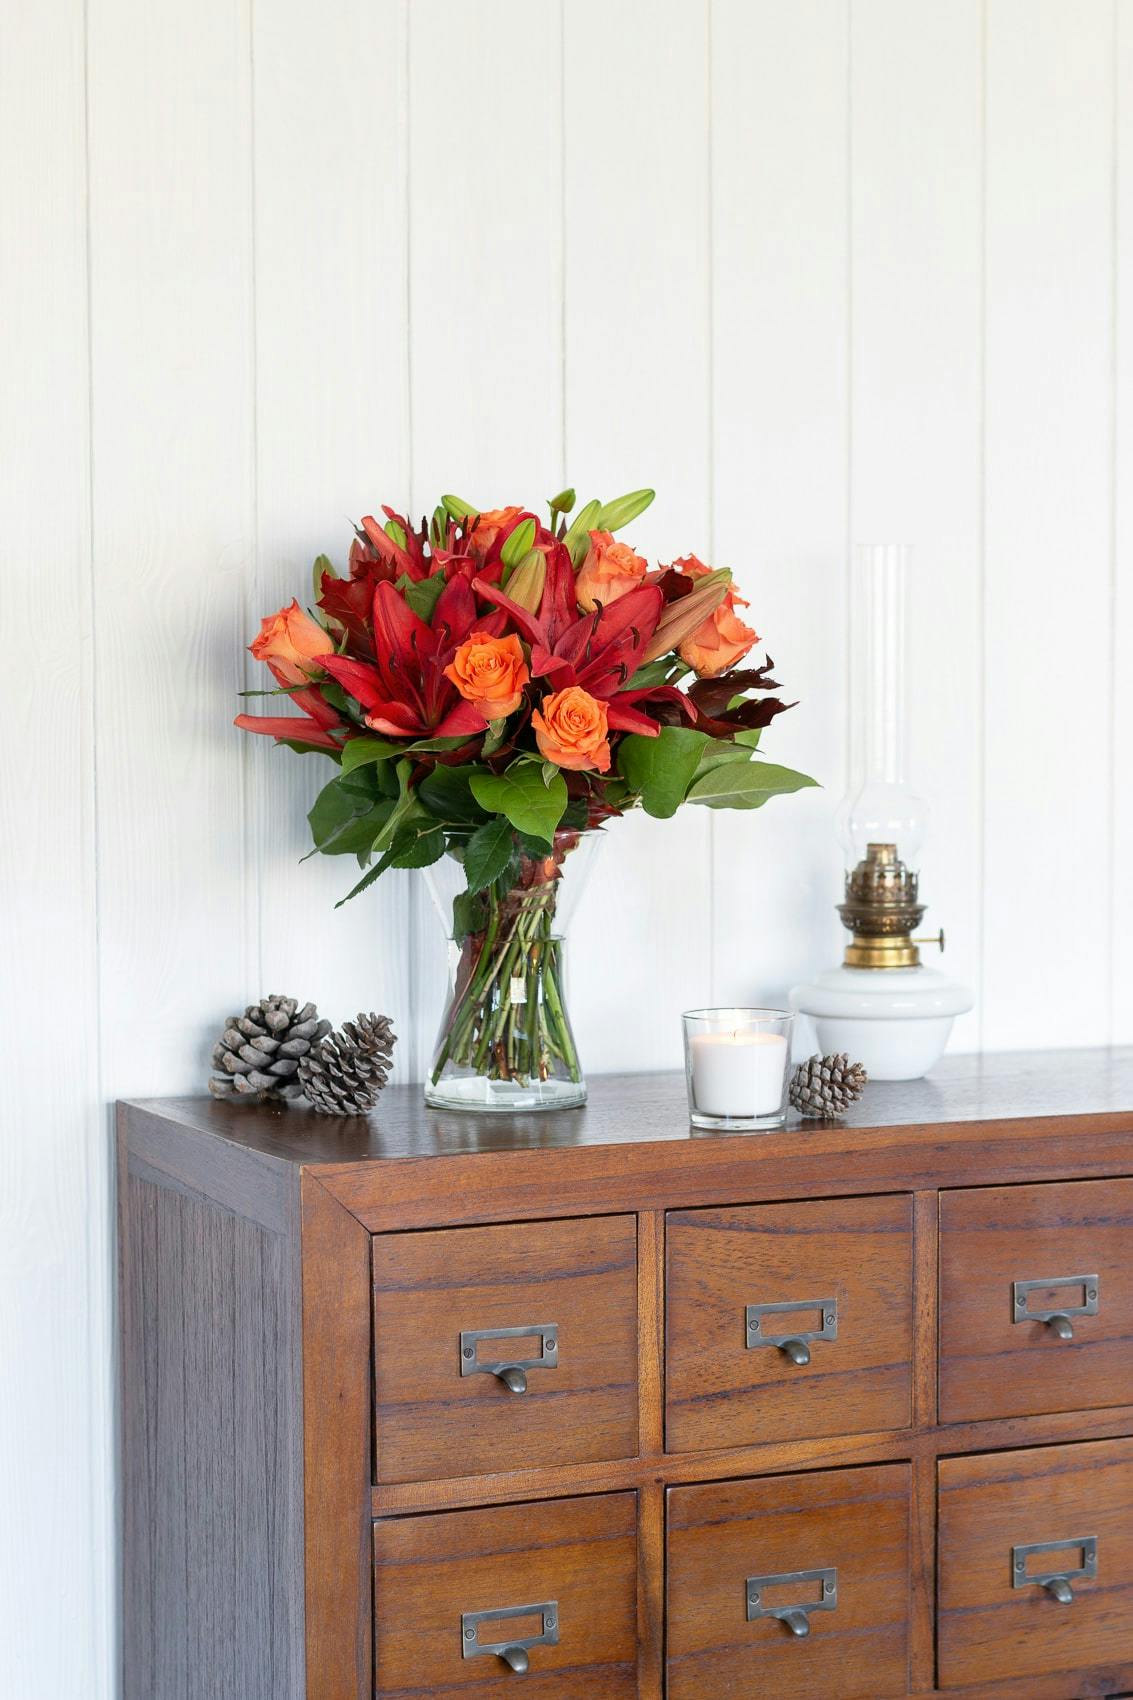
[444,631,529,719]
[467,505,524,563]
[575,530,648,613]
[250,598,333,684]
[672,554,758,677]
[531,687,611,773]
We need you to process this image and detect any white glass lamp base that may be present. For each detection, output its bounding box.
[789,964,973,1082]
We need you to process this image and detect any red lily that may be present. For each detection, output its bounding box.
[320,577,504,739]
[474,549,694,737]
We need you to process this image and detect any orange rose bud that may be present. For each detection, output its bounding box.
[444,631,529,719]
[668,554,758,676]
[467,505,524,563]
[575,530,648,613]
[250,598,334,684]
[531,687,611,773]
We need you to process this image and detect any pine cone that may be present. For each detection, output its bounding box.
[789,1052,868,1119]
[209,995,331,1103]
[297,1012,397,1117]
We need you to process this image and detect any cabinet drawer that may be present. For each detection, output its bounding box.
[939,1178,1133,1422]
[667,1462,911,1699]
[666,1194,913,1451]
[938,1437,1133,1689]
[372,1214,638,1483]
[373,1491,638,1695]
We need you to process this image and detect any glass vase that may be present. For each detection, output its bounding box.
[423,828,602,1112]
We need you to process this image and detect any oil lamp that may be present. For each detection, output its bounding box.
[791,546,972,1080]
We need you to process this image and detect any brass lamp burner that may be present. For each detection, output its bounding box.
[838,842,935,970]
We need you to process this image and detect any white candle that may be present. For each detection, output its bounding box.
[690,1029,788,1118]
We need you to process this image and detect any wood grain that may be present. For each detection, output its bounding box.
[372,1215,638,1484]
[939,1179,1133,1422]
[667,1463,911,1699]
[120,1145,304,1699]
[372,1493,639,1697]
[938,1437,1133,1689]
[302,1175,372,1700]
[370,1401,1133,1519]
[666,1193,914,1450]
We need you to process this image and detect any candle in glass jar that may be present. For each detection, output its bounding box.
[689,1028,788,1118]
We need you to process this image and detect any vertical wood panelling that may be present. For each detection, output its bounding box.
[0,0,106,1691]
[405,0,564,1077]
[251,0,413,1074]
[851,0,985,1050]
[710,0,850,1021]
[563,0,712,1071]
[1116,0,1133,1040]
[983,0,1115,1048]
[8,2,1133,1681]
[88,0,257,1093]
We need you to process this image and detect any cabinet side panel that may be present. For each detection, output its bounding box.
[120,1149,304,1699]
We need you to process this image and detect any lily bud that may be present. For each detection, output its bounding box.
[642,569,732,662]
[505,548,547,613]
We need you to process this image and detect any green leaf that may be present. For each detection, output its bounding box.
[480,718,509,758]
[562,497,602,565]
[442,493,478,521]
[417,763,490,823]
[319,802,395,856]
[687,760,820,810]
[308,775,363,847]
[595,487,655,532]
[398,571,446,623]
[388,821,446,869]
[691,737,755,780]
[340,733,469,774]
[618,727,710,818]
[734,728,762,749]
[500,516,537,570]
[313,552,337,603]
[470,760,568,841]
[625,658,684,691]
[548,487,576,516]
[463,816,515,893]
[385,518,408,549]
[452,887,489,940]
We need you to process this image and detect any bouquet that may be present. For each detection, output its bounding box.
[235,487,816,1105]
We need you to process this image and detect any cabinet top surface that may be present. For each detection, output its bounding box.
[125,1046,1133,1171]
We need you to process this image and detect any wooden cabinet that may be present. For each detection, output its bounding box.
[938,1438,1133,1689]
[666,1193,914,1450]
[373,1492,639,1696]
[939,1178,1133,1423]
[371,1215,638,1482]
[119,1050,1133,1698]
[667,1463,911,1699]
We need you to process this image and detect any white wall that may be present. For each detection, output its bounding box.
[3,0,1131,1692]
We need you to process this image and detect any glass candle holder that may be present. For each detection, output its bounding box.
[682,1008,794,1131]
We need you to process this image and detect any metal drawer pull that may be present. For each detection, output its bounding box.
[746,1298,837,1367]
[460,1324,558,1395]
[1012,1275,1099,1340]
[1012,1537,1098,1605]
[461,1600,559,1673]
[746,1567,837,1638]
